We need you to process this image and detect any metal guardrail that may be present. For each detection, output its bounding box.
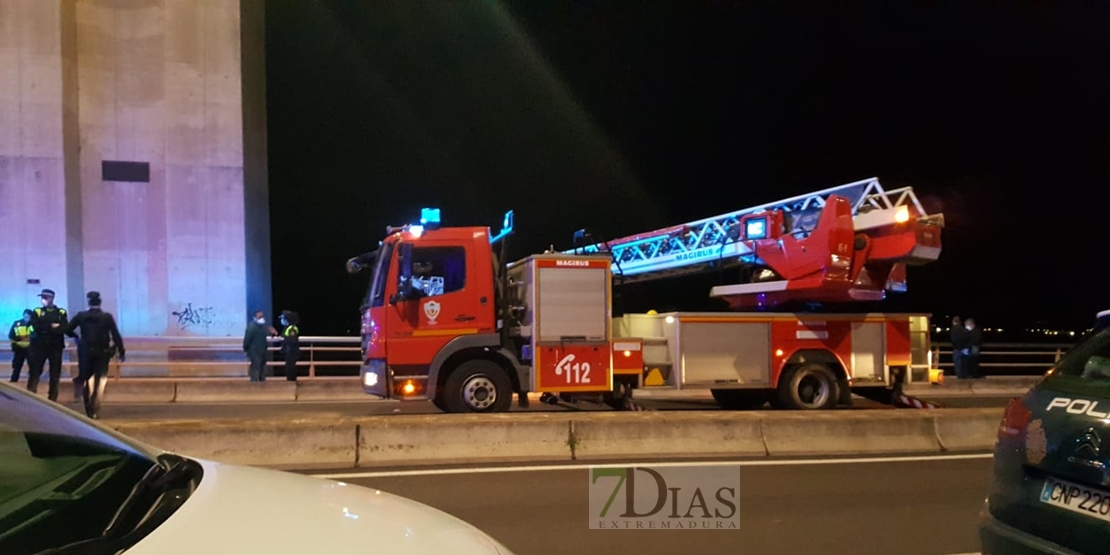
[1,338,1074,381]
[930,342,1071,371]
[1,336,362,381]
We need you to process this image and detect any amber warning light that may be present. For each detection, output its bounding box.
[393,379,423,397]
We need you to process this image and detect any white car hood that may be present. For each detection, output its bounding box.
[126,459,511,554]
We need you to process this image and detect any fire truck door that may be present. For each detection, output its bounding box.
[850,322,885,382]
[387,244,482,367]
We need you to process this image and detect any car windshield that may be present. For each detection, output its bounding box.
[367,241,395,309]
[1049,316,1110,380]
[0,383,171,554]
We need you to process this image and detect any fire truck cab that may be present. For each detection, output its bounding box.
[357,209,619,412]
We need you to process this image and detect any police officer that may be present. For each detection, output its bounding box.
[28,288,68,401]
[279,311,300,382]
[64,291,125,419]
[69,291,97,401]
[8,309,33,382]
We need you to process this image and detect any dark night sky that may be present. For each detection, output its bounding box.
[265,1,1110,336]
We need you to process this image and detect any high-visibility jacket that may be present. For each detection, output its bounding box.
[32,306,68,348]
[8,320,32,349]
[282,324,300,356]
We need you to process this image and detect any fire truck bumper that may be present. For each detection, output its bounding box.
[361,359,390,398]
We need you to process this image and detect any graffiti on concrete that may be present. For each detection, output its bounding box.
[172,303,216,329]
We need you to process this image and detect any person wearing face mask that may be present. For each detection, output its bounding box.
[28,288,68,401]
[8,309,33,382]
[243,310,271,381]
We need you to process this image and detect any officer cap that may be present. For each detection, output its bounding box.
[38,289,55,298]
[86,291,101,301]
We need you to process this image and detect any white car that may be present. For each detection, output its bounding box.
[0,382,514,554]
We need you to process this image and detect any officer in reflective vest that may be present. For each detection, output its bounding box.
[8,309,33,382]
[280,311,300,382]
[28,288,68,401]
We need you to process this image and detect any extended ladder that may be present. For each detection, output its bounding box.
[564,177,939,284]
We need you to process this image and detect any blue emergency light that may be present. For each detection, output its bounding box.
[419,208,441,228]
[491,210,514,244]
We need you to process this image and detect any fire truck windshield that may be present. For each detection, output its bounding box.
[365,242,394,309]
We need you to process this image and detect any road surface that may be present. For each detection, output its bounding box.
[89,393,1012,421]
[302,454,992,555]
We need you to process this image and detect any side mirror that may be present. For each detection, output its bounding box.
[390,243,416,306]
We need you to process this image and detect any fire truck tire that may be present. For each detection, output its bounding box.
[776,363,839,410]
[441,360,514,413]
[710,389,768,410]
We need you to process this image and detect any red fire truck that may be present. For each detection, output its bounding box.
[346,177,944,412]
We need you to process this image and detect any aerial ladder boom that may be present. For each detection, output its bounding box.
[565,177,944,308]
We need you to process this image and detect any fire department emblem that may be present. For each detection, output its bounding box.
[423,300,440,324]
[1026,419,1047,465]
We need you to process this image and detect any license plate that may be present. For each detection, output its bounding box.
[1040,477,1110,522]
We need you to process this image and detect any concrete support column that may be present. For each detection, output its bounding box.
[0,0,269,337]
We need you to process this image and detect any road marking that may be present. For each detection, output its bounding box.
[312,453,993,479]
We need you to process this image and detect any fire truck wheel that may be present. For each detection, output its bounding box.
[776,363,839,410]
[441,360,513,413]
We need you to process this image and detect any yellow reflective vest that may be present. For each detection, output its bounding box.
[8,321,32,349]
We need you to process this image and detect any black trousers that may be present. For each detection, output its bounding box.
[285,349,299,381]
[81,350,111,418]
[28,344,64,401]
[10,346,28,382]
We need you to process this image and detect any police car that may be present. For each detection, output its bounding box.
[980,309,1110,554]
[0,382,513,554]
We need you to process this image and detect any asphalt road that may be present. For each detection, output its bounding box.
[88,393,1012,421]
[305,455,992,555]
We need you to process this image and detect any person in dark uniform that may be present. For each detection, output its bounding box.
[64,291,125,419]
[243,310,271,381]
[70,291,97,402]
[950,316,969,379]
[8,309,33,382]
[965,317,984,379]
[279,311,301,382]
[27,288,68,401]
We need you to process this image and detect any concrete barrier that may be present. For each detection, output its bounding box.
[175,380,297,403]
[87,375,1038,405]
[356,413,570,467]
[101,408,1008,469]
[568,411,766,460]
[934,408,1005,452]
[295,378,368,402]
[113,417,357,469]
[970,377,1039,394]
[761,411,941,456]
[104,380,177,404]
[904,376,1039,397]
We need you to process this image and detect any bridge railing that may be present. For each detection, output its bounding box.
[0,338,1075,381]
[929,342,1071,375]
[1,336,362,381]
